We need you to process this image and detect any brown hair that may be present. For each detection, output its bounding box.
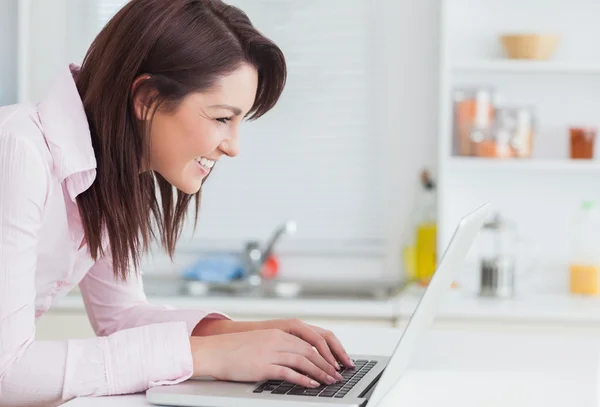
[75,0,286,280]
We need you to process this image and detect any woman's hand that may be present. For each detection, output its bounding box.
[190,318,353,387]
[190,329,344,388]
[193,318,354,369]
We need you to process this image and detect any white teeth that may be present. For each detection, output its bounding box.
[196,157,215,169]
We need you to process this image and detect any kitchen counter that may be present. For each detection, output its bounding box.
[53,283,600,328]
[397,284,600,325]
[62,327,600,407]
[54,291,399,320]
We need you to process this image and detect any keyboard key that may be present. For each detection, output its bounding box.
[304,389,322,396]
[272,388,289,395]
[335,394,346,398]
[253,389,263,393]
[288,389,307,395]
[319,391,337,397]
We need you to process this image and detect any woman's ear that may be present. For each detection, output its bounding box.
[131,74,153,121]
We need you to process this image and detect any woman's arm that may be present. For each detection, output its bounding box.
[0,132,194,406]
[78,254,229,338]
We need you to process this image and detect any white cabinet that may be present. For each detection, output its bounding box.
[35,309,394,341]
[36,311,95,340]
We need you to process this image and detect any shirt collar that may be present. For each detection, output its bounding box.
[37,64,97,201]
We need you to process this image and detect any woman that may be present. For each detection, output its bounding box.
[0,0,353,405]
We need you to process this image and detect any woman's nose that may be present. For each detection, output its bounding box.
[220,136,240,158]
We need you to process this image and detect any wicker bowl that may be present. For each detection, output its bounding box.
[500,34,560,60]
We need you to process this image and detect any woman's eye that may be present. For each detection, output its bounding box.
[216,117,232,124]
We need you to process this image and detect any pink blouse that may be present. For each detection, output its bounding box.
[0,65,227,406]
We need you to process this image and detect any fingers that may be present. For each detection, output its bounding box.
[287,320,340,370]
[309,325,354,368]
[266,365,321,389]
[281,332,343,381]
[276,353,337,386]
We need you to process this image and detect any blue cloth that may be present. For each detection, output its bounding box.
[182,254,245,283]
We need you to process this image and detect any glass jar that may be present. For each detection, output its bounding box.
[452,87,495,156]
[471,106,535,159]
[506,106,536,158]
[569,127,596,160]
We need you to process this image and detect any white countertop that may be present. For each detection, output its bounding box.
[63,327,600,407]
[54,292,399,319]
[398,284,600,324]
[54,283,600,326]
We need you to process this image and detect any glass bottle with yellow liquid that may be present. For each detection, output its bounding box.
[570,200,600,296]
[415,173,437,285]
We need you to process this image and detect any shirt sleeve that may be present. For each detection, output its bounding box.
[0,131,224,407]
[78,254,229,338]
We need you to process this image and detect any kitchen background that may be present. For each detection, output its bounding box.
[3,0,600,339]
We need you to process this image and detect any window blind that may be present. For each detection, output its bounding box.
[95,0,385,254]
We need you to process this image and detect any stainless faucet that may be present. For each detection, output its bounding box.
[242,220,297,287]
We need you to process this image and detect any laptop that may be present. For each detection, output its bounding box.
[146,202,492,407]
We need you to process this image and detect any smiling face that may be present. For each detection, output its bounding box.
[145,63,258,194]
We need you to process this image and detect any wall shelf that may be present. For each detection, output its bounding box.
[446,157,600,172]
[452,60,600,75]
[437,0,600,274]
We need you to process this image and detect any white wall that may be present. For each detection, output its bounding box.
[0,0,18,105]
[378,0,440,265]
[18,0,92,102]
[15,0,442,282]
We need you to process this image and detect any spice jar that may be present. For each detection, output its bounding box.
[508,107,535,158]
[452,87,495,156]
[570,127,596,159]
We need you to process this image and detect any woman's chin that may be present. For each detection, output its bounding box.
[162,173,202,195]
[157,163,205,195]
[178,180,202,195]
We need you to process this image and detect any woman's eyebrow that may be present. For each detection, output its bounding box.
[208,104,242,116]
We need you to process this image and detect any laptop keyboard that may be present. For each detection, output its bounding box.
[253,359,377,399]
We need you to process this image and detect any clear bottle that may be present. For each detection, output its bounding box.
[415,171,437,285]
[569,201,600,295]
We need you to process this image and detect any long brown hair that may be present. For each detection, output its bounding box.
[75,0,286,280]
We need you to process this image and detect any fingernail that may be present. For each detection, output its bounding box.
[335,372,343,381]
[325,375,335,384]
[310,380,320,388]
[335,361,340,370]
[350,359,355,367]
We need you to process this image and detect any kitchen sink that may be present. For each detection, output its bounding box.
[142,275,403,301]
[188,280,402,300]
